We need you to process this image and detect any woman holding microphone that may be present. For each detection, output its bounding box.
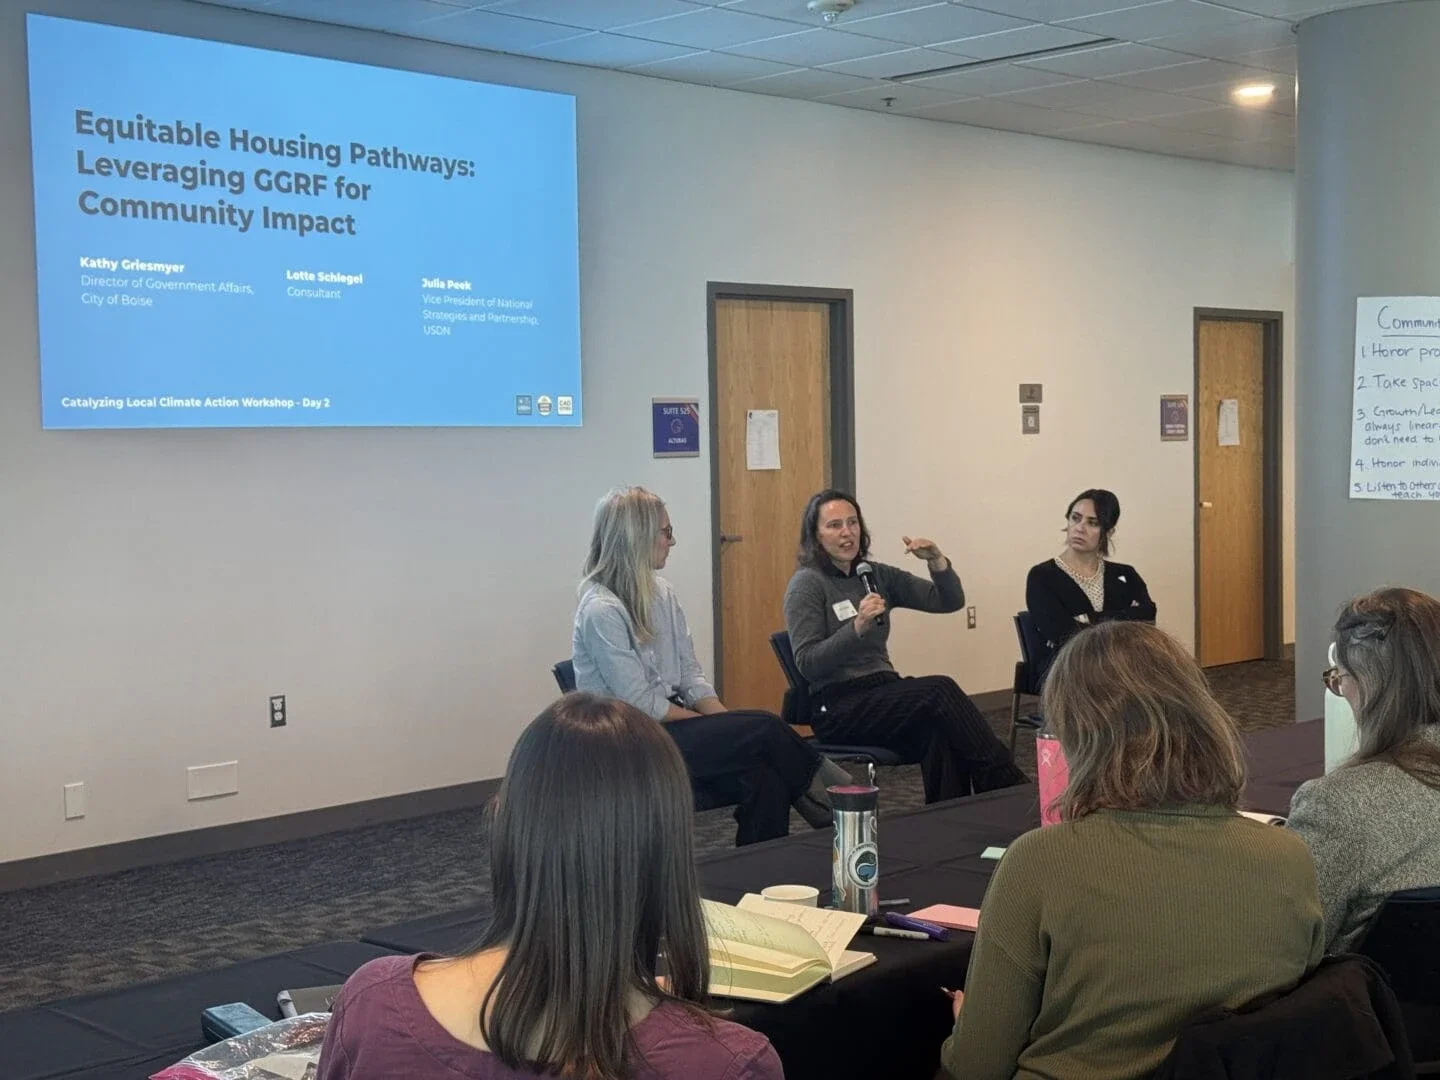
[783,489,1024,803]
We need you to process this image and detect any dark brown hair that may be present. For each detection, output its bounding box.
[1042,621,1245,820]
[1066,489,1121,556]
[797,489,870,569]
[471,693,710,1078]
[1334,587,1440,789]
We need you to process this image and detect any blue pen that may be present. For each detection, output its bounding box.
[884,911,950,941]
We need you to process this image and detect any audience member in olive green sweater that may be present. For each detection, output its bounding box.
[942,623,1324,1080]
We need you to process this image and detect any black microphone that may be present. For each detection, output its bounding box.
[855,561,886,626]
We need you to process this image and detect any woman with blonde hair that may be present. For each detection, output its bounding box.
[573,486,845,845]
[318,693,783,1079]
[1289,586,1440,952]
[941,622,1323,1080]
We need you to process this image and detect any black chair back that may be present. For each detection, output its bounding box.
[1013,612,1051,697]
[552,659,576,693]
[1361,885,1440,1067]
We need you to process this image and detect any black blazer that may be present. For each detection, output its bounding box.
[1025,557,1156,652]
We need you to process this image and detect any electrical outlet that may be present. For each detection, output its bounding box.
[269,694,286,728]
[63,782,86,820]
[967,606,977,629]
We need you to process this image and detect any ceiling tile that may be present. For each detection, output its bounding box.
[947,23,1106,61]
[818,81,974,110]
[1146,104,1292,139]
[1233,44,1297,73]
[1177,75,1295,113]
[725,27,909,64]
[905,96,1104,134]
[1144,19,1296,58]
[958,0,1161,20]
[485,0,702,31]
[717,0,940,19]
[1214,0,1375,17]
[819,46,964,79]
[527,31,701,65]
[1000,78,1217,120]
[907,61,1080,96]
[733,66,879,97]
[1017,41,1195,76]
[841,3,1033,49]
[627,48,797,81]
[405,7,584,47]
[267,0,481,31]
[618,6,810,47]
[1057,1,1264,41]
[1107,57,1266,91]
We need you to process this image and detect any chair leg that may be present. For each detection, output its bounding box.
[1009,692,1021,753]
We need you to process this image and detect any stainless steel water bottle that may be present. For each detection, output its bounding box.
[829,783,879,916]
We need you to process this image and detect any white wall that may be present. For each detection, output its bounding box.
[0,0,1296,864]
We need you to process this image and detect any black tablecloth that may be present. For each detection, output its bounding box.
[14,941,398,1080]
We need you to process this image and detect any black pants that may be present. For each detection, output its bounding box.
[815,672,1026,803]
[664,710,821,846]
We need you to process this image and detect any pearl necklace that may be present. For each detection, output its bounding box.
[1055,555,1105,613]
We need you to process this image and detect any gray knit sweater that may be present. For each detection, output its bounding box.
[1287,724,1440,952]
[781,559,964,692]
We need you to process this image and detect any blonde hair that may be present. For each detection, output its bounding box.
[1334,587,1440,789]
[581,486,665,641]
[1042,622,1245,821]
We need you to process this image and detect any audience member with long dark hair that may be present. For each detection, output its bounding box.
[573,486,846,845]
[1289,586,1440,952]
[941,622,1322,1080]
[1025,489,1155,675]
[782,489,1024,802]
[317,693,784,1080]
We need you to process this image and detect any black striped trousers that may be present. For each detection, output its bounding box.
[814,672,1026,803]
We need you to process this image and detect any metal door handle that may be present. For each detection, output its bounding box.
[719,533,744,543]
[1200,501,1214,509]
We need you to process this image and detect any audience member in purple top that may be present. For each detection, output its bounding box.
[316,693,784,1080]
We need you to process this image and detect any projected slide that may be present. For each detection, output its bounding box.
[26,15,581,429]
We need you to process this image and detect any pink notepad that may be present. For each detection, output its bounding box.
[907,904,981,932]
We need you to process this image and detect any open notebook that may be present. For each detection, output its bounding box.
[702,895,876,1004]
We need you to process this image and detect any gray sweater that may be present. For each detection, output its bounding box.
[782,559,964,692]
[1287,724,1440,952]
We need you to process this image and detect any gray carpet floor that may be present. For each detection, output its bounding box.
[0,657,1294,1013]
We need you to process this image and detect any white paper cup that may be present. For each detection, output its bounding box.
[761,884,820,907]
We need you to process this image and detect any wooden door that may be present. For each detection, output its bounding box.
[1197,318,1266,667]
[715,299,831,710]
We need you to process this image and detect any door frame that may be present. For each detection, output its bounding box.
[706,282,856,698]
[1192,307,1285,664]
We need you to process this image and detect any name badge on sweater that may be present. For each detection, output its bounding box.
[832,599,858,621]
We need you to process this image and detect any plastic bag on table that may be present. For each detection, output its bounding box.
[151,1013,330,1080]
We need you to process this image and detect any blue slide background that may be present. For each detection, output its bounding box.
[27,14,581,429]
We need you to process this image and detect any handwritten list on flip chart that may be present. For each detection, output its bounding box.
[1351,297,1440,501]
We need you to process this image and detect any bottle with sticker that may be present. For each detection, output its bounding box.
[829,783,879,916]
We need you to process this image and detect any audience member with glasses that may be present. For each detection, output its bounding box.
[1289,586,1440,952]
[572,486,848,845]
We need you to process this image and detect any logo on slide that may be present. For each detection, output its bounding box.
[515,395,533,416]
[557,395,573,416]
[537,395,553,416]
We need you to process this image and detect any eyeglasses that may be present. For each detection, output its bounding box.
[659,525,674,541]
[1321,667,1349,696]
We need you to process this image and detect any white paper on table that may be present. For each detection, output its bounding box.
[736,893,866,969]
[1218,399,1240,446]
[746,409,781,470]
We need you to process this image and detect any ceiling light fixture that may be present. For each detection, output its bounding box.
[1233,82,1276,104]
[808,0,857,23]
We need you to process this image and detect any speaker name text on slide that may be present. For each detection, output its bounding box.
[27,15,581,429]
